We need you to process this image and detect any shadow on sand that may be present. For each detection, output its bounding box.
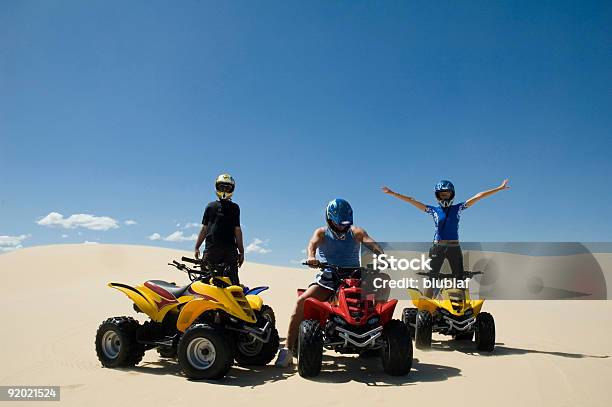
[432,340,610,359]
[306,355,461,386]
[126,353,461,387]
[126,357,295,387]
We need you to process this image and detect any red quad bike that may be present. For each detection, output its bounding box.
[296,263,413,377]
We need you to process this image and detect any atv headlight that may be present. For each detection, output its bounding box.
[367,316,380,325]
[333,315,347,326]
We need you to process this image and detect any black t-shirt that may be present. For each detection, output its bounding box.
[202,200,240,251]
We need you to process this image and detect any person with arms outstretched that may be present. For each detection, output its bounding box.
[382,179,510,296]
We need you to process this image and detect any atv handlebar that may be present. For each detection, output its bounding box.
[301,262,372,277]
[302,261,349,272]
[170,257,233,282]
[181,256,201,265]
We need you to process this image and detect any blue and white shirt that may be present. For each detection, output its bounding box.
[425,202,468,241]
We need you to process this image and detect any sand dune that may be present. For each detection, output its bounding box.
[0,245,610,406]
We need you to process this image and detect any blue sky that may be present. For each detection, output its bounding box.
[1,0,611,265]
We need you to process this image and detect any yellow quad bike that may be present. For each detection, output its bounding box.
[402,270,495,352]
[95,257,279,380]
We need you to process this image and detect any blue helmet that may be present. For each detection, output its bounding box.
[326,199,353,237]
[435,180,455,207]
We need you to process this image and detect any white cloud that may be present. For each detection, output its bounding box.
[0,234,29,252]
[183,222,200,229]
[245,238,271,254]
[1,245,22,252]
[164,231,197,242]
[37,212,119,231]
[0,234,29,247]
[61,234,68,238]
[83,241,99,245]
[147,233,161,241]
[124,220,137,226]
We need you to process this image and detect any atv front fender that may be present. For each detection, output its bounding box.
[108,283,157,317]
[471,299,485,315]
[303,298,332,327]
[376,299,398,325]
[407,288,439,314]
[245,294,263,312]
[176,298,227,332]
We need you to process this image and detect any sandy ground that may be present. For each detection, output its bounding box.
[0,244,610,406]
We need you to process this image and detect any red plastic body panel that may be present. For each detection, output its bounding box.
[301,276,397,328]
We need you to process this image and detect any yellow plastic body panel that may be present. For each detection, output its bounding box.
[110,276,261,332]
[408,287,486,317]
[175,280,257,332]
[246,294,263,312]
[108,282,183,322]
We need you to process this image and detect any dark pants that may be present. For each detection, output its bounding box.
[202,248,240,285]
[429,244,465,277]
[425,244,464,297]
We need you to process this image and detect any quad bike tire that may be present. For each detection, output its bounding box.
[415,310,433,350]
[297,319,323,377]
[95,316,146,368]
[234,316,280,366]
[178,323,234,380]
[402,307,418,339]
[453,331,474,341]
[475,312,495,352]
[259,305,276,327]
[381,320,413,376]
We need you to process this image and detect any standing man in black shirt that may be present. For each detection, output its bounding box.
[194,173,245,285]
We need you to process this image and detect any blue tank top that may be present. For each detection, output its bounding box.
[317,227,361,268]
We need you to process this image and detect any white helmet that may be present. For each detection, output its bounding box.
[215,173,235,200]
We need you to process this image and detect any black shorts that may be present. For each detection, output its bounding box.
[310,268,340,292]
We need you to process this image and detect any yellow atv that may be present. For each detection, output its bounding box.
[402,270,495,352]
[95,257,279,380]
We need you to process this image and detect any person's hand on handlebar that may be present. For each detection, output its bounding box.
[306,258,320,268]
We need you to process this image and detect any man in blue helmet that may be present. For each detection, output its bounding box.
[275,198,384,368]
[382,179,510,296]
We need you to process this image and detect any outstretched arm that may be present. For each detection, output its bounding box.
[352,227,384,255]
[381,186,428,212]
[465,179,510,208]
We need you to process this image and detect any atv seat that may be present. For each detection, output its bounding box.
[146,280,191,298]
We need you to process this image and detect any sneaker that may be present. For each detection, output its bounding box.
[274,347,294,368]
